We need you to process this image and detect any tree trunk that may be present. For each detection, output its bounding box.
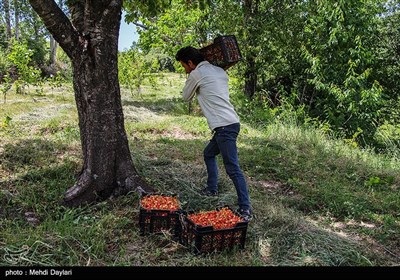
[49,35,57,66]
[3,0,12,40]
[243,0,259,99]
[13,0,19,40]
[29,0,154,207]
[244,55,257,99]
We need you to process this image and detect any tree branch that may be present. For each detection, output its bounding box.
[132,21,181,46]
[29,0,80,59]
[132,21,149,30]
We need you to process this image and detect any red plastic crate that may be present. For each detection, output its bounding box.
[138,193,182,238]
[180,207,248,254]
[200,35,242,70]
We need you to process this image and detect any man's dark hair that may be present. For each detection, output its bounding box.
[175,46,205,65]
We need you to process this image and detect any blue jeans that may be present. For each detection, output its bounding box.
[203,123,251,211]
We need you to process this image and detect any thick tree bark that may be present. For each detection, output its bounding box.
[29,0,154,207]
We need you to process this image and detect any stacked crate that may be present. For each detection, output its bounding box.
[180,206,248,254]
[138,194,249,254]
[199,35,242,70]
[138,193,182,239]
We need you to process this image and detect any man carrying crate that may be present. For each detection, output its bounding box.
[175,46,252,222]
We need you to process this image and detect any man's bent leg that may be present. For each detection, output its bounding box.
[203,134,220,193]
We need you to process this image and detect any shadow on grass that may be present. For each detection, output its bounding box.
[0,135,397,265]
[0,138,79,221]
[126,136,398,265]
[129,130,400,262]
[1,138,69,173]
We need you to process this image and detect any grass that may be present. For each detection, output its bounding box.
[0,73,399,266]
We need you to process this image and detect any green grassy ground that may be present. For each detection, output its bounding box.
[0,73,399,266]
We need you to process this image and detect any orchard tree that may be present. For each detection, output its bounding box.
[28,0,155,207]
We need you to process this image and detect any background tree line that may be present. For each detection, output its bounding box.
[0,0,69,101]
[1,0,400,152]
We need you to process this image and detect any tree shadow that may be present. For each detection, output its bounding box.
[1,138,68,173]
[0,138,79,214]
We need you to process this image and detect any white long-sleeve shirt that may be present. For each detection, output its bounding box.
[182,61,240,131]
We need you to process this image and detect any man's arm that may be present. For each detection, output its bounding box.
[182,73,199,101]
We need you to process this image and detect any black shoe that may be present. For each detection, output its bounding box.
[237,208,253,222]
[199,187,218,197]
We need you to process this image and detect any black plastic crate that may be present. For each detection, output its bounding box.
[180,207,248,254]
[200,35,242,70]
[138,193,182,238]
